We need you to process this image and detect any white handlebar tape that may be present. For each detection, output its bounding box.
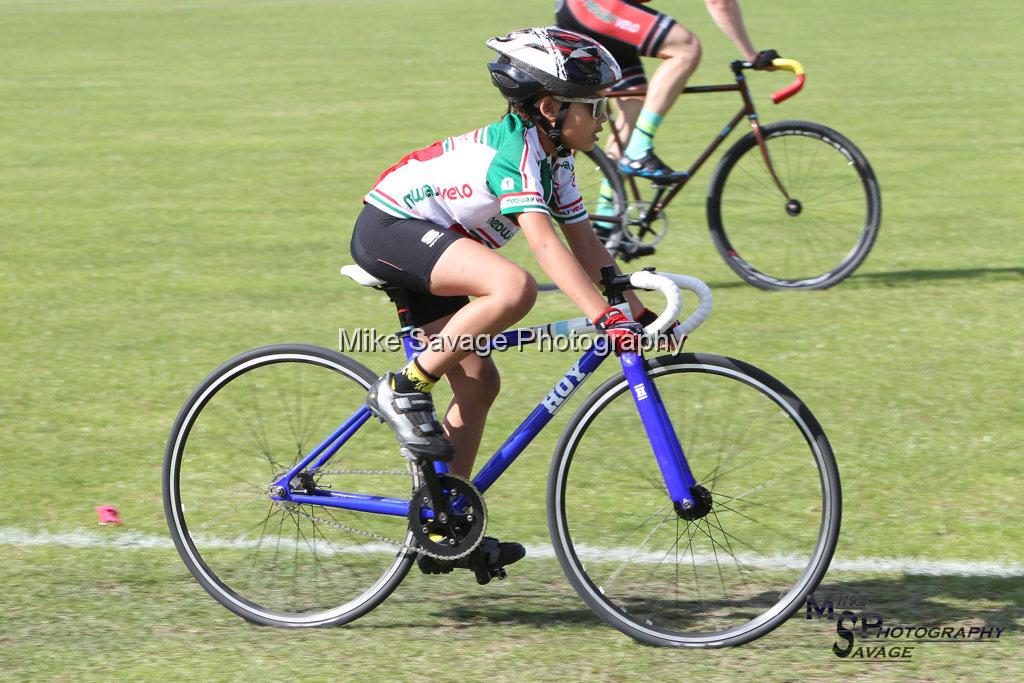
[628,271,713,336]
[629,271,682,335]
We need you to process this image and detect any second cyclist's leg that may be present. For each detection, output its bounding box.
[596,95,643,238]
[556,1,652,218]
[621,23,701,179]
[604,97,644,162]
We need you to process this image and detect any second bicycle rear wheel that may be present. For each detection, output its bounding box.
[548,353,840,647]
[707,120,881,290]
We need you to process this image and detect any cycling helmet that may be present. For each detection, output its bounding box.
[486,27,621,155]
[486,27,621,102]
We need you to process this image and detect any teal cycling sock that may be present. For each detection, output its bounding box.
[624,109,664,160]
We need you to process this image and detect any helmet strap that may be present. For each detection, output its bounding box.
[530,100,574,158]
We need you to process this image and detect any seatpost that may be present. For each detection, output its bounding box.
[378,285,425,363]
[379,285,416,337]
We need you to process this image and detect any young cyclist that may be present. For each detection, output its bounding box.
[351,27,661,579]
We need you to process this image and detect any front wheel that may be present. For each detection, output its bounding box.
[707,120,881,290]
[548,353,841,647]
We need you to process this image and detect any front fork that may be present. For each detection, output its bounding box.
[620,353,702,513]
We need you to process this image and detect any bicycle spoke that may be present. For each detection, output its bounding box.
[603,507,676,590]
[713,124,878,288]
[555,358,837,644]
[168,349,415,624]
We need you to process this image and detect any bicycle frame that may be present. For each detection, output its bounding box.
[594,62,793,226]
[269,320,702,516]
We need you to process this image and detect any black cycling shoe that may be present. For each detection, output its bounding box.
[418,536,526,585]
[365,373,455,462]
[617,242,656,261]
[619,149,688,183]
[596,224,657,262]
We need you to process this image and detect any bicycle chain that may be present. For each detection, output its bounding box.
[313,468,410,476]
[280,472,486,562]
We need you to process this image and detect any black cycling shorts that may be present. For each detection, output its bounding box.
[349,204,470,327]
[555,0,676,92]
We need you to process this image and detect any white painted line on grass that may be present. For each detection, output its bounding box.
[2,527,1022,577]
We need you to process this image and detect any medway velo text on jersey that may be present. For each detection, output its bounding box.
[363,114,588,249]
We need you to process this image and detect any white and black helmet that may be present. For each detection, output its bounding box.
[486,27,621,155]
[486,27,622,103]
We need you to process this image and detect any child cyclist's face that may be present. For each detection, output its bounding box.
[537,93,609,152]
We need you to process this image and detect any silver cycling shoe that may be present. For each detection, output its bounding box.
[365,373,455,462]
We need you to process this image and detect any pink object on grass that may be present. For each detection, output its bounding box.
[96,505,123,525]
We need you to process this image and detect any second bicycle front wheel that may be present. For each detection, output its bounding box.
[548,353,840,647]
[707,120,881,289]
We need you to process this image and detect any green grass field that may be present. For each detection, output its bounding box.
[2,0,1022,679]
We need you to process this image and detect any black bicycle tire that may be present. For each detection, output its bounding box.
[707,120,881,290]
[547,352,841,647]
[162,343,416,628]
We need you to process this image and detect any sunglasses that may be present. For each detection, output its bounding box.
[554,96,609,120]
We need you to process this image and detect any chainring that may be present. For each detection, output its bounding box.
[623,200,669,247]
[408,474,486,561]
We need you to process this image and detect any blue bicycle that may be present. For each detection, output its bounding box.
[162,266,840,647]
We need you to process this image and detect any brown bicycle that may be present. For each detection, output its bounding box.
[579,56,881,290]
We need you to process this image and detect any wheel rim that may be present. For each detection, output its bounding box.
[717,128,877,287]
[554,362,837,645]
[167,352,415,624]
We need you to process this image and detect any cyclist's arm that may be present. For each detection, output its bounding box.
[517,212,617,322]
[559,218,646,318]
[704,0,758,61]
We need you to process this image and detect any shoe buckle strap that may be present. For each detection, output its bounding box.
[413,420,441,435]
[392,394,433,413]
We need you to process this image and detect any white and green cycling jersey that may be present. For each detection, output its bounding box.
[363,113,588,249]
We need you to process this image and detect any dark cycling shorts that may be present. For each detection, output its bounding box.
[350,204,470,327]
[555,0,676,92]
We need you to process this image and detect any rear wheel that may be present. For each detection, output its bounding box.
[163,344,416,627]
[548,353,841,647]
[707,120,881,290]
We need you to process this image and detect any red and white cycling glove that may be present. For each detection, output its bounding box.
[635,307,681,332]
[595,307,644,354]
[636,307,682,351]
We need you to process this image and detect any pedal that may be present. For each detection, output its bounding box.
[491,566,508,581]
[462,546,491,585]
[473,564,493,585]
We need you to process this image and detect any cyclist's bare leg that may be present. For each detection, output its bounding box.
[643,23,702,118]
[415,237,537,379]
[423,343,499,478]
[604,96,643,160]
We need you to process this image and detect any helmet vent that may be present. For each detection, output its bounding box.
[492,73,519,89]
